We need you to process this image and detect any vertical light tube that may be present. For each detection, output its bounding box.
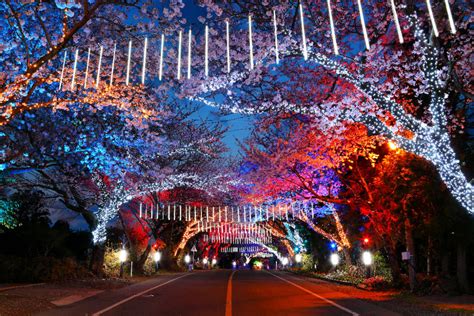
[357,0,370,50]
[273,10,280,64]
[177,30,182,80]
[70,49,78,90]
[443,0,456,34]
[327,0,339,55]
[95,45,103,89]
[248,15,254,70]
[226,20,231,73]
[110,43,117,86]
[159,34,164,81]
[299,4,308,60]
[84,48,91,88]
[58,50,67,91]
[390,0,404,44]
[425,0,439,37]
[187,29,192,79]
[141,37,148,84]
[205,25,209,77]
[126,40,132,85]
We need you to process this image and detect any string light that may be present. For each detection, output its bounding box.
[390,0,404,43]
[299,4,308,60]
[327,0,339,55]
[226,20,231,73]
[110,43,117,86]
[248,15,254,70]
[159,34,164,81]
[273,10,280,64]
[70,49,79,90]
[443,0,456,34]
[205,25,209,77]
[187,29,192,79]
[58,50,67,90]
[356,0,370,50]
[425,0,439,37]
[141,37,148,84]
[95,45,103,89]
[83,47,91,88]
[177,31,182,80]
[126,40,132,85]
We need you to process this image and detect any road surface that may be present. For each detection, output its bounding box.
[38,270,400,316]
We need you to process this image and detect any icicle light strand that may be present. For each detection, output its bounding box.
[95,45,103,89]
[248,15,254,69]
[273,10,280,64]
[299,4,308,60]
[141,37,148,84]
[126,40,132,85]
[327,0,339,55]
[390,0,404,43]
[357,0,370,50]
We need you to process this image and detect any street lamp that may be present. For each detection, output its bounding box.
[119,249,128,277]
[212,258,217,267]
[362,251,373,266]
[232,261,237,269]
[330,253,340,266]
[282,257,289,268]
[203,257,208,267]
[295,254,302,263]
[153,251,161,272]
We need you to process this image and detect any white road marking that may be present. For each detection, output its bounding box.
[266,271,359,316]
[91,273,190,315]
[225,270,236,316]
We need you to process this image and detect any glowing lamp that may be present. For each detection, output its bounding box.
[282,257,289,266]
[203,257,209,265]
[362,251,373,266]
[363,238,369,244]
[153,252,161,262]
[232,261,237,268]
[388,140,397,150]
[119,249,128,263]
[212,258,217,266]
[330,253,340,266]
[295,254,302,263]
[184,254,191,264]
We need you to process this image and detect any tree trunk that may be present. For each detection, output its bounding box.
[135,243,151,275]
[405,218,416,292]
[342,247,352,266]
[456,243,469,293]
[90,244,106,276]
[387,246,402,287]
[427,236,432,276]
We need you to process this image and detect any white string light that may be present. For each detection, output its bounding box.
[126,40,132,85]
[273,10,280,64]
[95,45,103,89]
[83,47,91,88]
[357,0,370,50]
[177,31,182,80]
[327,0,339,55]
[425,0,439,37]
[248,15,254,69]
[205,25,209,77]
[58,50,67,91]
[443,0,456,34]
[187,29,192,79]
[390,0,404,43]
[141,37,148,84]
[159,34,164,81]
[299,4,308,60]
[110,43,116,86]
[226,20,231,73]
[70,49,78,90]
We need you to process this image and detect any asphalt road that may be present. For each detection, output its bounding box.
[38,270,400,316]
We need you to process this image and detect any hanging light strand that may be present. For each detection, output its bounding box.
[356,0,370,50]
[83,48,91,88]
[327,0,339,55]
[205,25,209,77]
[299,4,308,60]
[390,0,404,43]
[95,45,103,89]
[110,43,117,86]
[187,29,192,79]
[273,10,280,64]
[70,49,79,90]
[226,20,231,73]
[58,50,67,91]
[159,34,164,81]
[248,15,254,69]
[425,0,439,36]
[443,0,456,34]
[141,37,148,84]
[177,31,182,80]
[126,40,132,85]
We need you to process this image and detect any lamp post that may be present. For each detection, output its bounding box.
[153,251,161,272]
[203,257,209,269]
[362,251,373,278]
[330,253,340,267]
[282,257,289,269]
[119,249,127,277]
[295,253,302,268]
[212,258,217,268]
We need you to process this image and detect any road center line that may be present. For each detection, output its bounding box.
[265,271,359,316]
[91,273,190,316]
[225,270,236,316]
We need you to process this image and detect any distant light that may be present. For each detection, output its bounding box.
[203,257,208,265]
[363,238,369,244]
[330,242,337,250]
[232,261,237,268]
[282,257,289,266]
[295,254,302,263]
[153,252,161,262]
[184,254,191,264]
[119,249,128,263]
[362,251,373,266]
[388,140,398,150]
[212,258,217,266]
[330,253,339,266]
